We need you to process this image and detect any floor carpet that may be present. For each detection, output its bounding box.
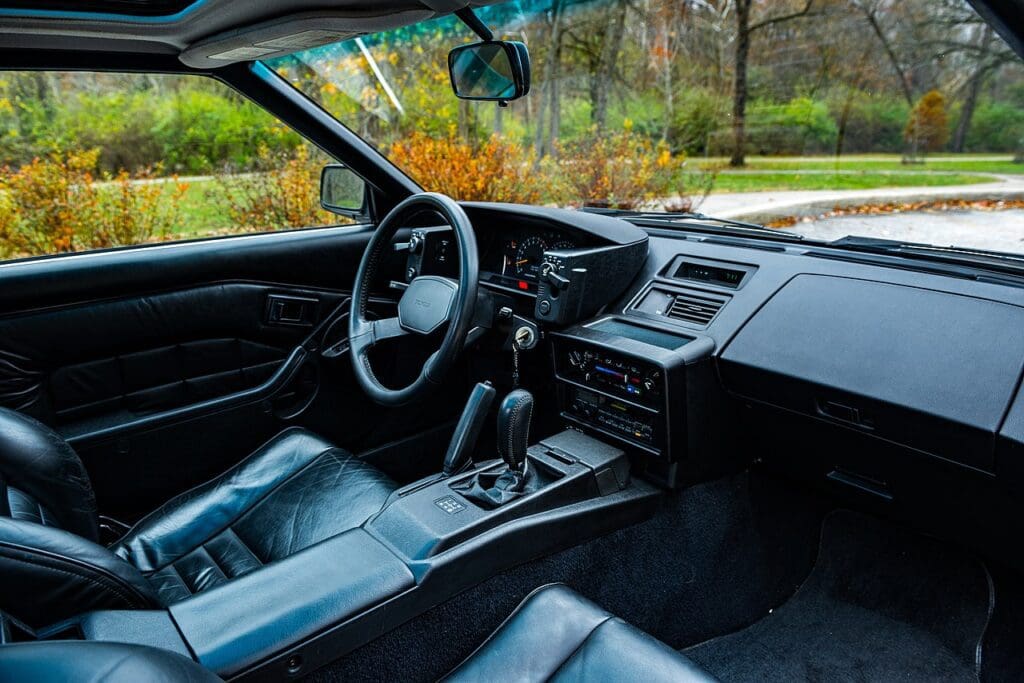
[683,510,993,683]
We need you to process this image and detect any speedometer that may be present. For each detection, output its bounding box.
[514,236,548,278]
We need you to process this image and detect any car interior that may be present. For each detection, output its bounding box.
[0,0,1023,681]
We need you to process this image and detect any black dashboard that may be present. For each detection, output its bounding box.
[400,201,1024,516]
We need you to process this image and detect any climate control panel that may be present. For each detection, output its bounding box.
[556,344,664,409]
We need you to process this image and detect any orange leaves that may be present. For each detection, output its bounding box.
[388,132,548,203]
[557,129,688,209]
[905,90,949,153]
[386,129,709,209]
[0,149,184,258]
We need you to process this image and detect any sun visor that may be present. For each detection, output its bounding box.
[179,9,434,68]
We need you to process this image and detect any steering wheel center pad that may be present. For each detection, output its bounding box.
[398,276,458,334]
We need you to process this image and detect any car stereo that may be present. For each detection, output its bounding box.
[553,335,672,455]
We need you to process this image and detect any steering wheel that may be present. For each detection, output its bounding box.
[349,192,479,407]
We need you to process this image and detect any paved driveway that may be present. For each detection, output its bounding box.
[697,175,1024,222]
[781,209,1024,253]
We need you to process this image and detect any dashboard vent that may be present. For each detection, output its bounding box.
[666,291,728,326]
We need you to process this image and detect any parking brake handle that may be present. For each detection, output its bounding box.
[443,382,496,477]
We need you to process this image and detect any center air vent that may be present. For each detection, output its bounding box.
[632,286,729,327]
[667,291,727,326]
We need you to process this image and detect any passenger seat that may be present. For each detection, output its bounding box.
[444,584,717,682]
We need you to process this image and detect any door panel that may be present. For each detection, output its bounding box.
[0,226,420,520]
[0,282,340,436]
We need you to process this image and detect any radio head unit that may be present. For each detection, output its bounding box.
[551,318,714,465]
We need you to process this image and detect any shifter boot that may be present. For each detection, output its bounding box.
[453,389,534,509]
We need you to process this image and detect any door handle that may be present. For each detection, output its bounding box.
[266,294,318,327]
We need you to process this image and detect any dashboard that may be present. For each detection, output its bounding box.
[402,204,649,326]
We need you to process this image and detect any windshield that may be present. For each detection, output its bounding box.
[266,0,1024,256]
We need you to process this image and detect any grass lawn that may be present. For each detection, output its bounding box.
[695,154,1024,175]
[708,171,994,193]
[174,179,234,236]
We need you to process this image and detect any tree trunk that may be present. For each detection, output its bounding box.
[951,24,994,153]
[730,0,751,167]
[592,0,629,131]
[534,0,564,158]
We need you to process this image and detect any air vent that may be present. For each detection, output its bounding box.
[667,291,728,326]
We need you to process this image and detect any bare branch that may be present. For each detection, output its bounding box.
[748,0,815,33]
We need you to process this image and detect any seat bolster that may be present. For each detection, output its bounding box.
[444,584,718,683]
[443,584,615,682]
[551,618,718,682]
[0,517,158,628]
[0,407,98,541]
[0,641,221,683]
[111,427,335,572]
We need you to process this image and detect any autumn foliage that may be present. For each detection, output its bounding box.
[905,90,950,153]
[0,149,187,259]
[218,145,339,231]
[389,127,707,209]
[388,131,549,203]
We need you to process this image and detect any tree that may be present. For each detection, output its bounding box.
[729,0,815,167]
[905,89,949,153]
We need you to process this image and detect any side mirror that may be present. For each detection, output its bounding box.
[320,164,368,219]
[448,40,531,102]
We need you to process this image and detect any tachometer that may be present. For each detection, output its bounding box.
[514,236,548,278]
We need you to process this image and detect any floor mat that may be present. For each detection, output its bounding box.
[683,510,993,682]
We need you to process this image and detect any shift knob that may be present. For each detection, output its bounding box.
[497,389,533,471]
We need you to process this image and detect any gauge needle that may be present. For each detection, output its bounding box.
[516,259,530,265]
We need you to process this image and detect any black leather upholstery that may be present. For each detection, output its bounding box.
[0,409,99,540]
[112,427,397,605]
[0,641,221,682]
[0,408,396,627]
[0,284,308,430]
[445,584,718,682]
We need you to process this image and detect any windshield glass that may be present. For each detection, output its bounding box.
[266,0,1024,255]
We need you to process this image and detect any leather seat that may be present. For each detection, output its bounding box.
[0,641,221,682]
[0,407,396,627]
[445,584,718,682]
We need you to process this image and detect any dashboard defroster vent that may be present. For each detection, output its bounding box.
[666,290,728,326]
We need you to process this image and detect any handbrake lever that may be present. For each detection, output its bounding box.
[442,382,496,477]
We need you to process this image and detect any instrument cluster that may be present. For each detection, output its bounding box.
[481,229,579,294]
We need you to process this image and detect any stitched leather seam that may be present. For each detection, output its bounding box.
[221,448,354,562]
[0,545,149,609]
[154,561,193,601]
[220,527,263,574]
[547,616,617,678]
[195,544,230,583]
[444,584,586,678]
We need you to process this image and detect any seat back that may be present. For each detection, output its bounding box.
[0,408,157,628]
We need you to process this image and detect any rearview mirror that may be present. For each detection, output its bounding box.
[320,164,368,219]
[448,41,531,102]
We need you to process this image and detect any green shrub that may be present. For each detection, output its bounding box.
[746,97,838,155]
[966,101,1024,152]
[835,93,909,153]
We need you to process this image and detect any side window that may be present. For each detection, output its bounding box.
[0,71,344,262]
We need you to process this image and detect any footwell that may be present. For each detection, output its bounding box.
[683,510,993,682]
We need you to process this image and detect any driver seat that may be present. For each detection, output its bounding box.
[0,407,396,628]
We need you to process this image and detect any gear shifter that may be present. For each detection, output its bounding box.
[452,389,535,508]
[497,389,533,473]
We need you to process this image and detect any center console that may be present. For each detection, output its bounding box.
[551,317,716,487]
